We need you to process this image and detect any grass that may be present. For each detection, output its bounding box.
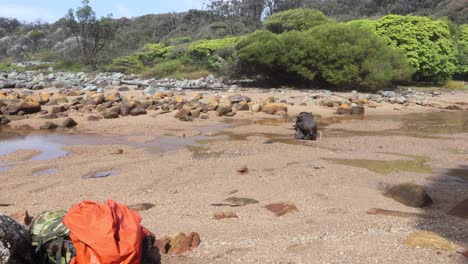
[141,60,210,79]
[444,80,466,90]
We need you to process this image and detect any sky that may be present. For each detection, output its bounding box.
[0,0,207,22]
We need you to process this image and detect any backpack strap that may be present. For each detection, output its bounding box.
[56,237,64,264]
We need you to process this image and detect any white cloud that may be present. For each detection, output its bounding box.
[0,4,58,22]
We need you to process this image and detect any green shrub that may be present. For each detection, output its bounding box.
[163,37,193,46]
[188,37,238,60]
[236,31,284,70]
[454,24,467,80]
[0,60,19,72]
[54,61,87,72]
[373,15,458,84]
[108,55,144,73]
[305,24,412,90]
[235,25,412,91]
[141,58,209,79]
[445,80,466,90]
[264,8,333,34]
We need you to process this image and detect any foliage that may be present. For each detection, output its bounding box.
[53,61,87,72]
[0,60,19,72]
[236,31,285,70]
[235,24,412,90]
[264,8,332,33]
[108,55,144,73]
[445,80,466,90]
[454,24,467,80]
[372,15,458,84]
[64,0,118,66]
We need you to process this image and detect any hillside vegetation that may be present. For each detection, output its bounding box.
[0,0,466,90]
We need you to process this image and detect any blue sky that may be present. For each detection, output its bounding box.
[0,0,206,22]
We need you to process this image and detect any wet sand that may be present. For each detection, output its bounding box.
[0,89,467,263]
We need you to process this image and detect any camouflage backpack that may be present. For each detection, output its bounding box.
[29,210,76,264]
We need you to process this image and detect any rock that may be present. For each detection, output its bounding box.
[382,91,396,98]
[212,197,259,207]
[385,183,433,207]
[117,86,130,92]
[237,166,249,175]
[444,105,463,110]
[351,106,365,115]
[130,108,147,116]
[87,115,101,121]
[448,198,468,219]
[0,117,10,125]
[40,121,59,130]
[228,94,251,104]
[154,237,171,254]
[40,113,58,119]
[250,103,262,113]
[224,111,236,117]
[213,212,238,220]
[337,105,352,115]
[51,106,66,114]
[190,109,201,119]
[111,149,124,155]
[128,203,155,212]
[120,103,130,116]
[217,105,232,116]
[8,211,31,226]
[236,102,250,111]
[265,202,298,216]
[61,117,77,128]
[404,231,456,252]
[0,214,34,263]
[104,92,121,102]
[179,115,193,122]
[168,232,201,255]
[396,96,407,104]
[262,103,287,115]
[200,115,209,120]
[8,102,41,115]
[103,111,119,119]
[175,108,190,119]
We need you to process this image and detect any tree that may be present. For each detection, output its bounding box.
[264,8,332,33]
[373,15,458,83]
[64,0,117,66]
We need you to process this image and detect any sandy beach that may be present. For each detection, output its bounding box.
[1,87,467,263]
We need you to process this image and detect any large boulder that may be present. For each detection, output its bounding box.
[385,183,433,207]
[8,102,41,115]
[262,103,287,115]
[0,214,34,264]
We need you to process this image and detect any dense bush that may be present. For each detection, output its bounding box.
[235,24,412,90]
[264,8,333,33]
[108,37,238,76]
[454,24,467,80]
[236,31,285,73]
[373,15,458,83]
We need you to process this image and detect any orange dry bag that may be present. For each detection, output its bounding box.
[63,200,145,264]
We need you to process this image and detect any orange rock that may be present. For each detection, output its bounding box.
[9,210,32,226]
[265,202,298,216]
[105,92,121,102]
[262,103,288,115]
[175,96,184,103]
[168,232,201,255]
[448,198,468,219]
[341,103,351,109]
[154,237,170,254]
